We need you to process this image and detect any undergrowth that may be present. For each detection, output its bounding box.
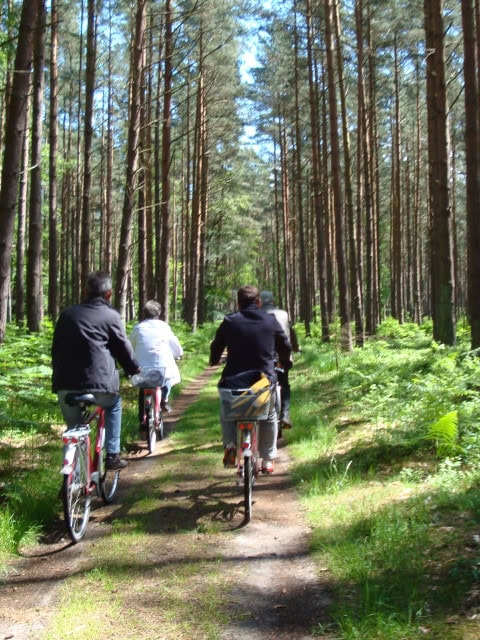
[288,317,480,639]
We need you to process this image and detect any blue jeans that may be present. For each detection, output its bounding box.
[57,390,122,455]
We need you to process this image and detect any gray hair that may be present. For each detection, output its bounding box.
[143,300,163,319]
[86,271,112,296]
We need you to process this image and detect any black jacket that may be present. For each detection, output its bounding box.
[209,303,291,381]
[52,296,139,393]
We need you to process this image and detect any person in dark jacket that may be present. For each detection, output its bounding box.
[260,291,300,432]
[52,271,140,470]
[210,285,291,474]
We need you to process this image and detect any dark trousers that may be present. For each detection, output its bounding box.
[277,368,291,421]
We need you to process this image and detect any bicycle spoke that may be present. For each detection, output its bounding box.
[99,448,120,503]
[62,445,91,543]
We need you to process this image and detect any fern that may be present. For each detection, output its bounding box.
[424,410,461,457]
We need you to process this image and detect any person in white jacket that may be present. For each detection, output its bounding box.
[130,300,183,422]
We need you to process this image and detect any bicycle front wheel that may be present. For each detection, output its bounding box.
[243,455,254,523]
[99,448,120,503]
[62,445,91,543]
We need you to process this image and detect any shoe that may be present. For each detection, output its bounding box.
[105,454,128,470]
[223,443,236,467]
[262,459,274,474]
[161,400,172,414]
[280,416,293,429]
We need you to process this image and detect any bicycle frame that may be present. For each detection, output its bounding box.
[237,420,258,470]
[141,386,163,453]
[236,419,260,524]
[142,387,161,426]
[61,406,104,494]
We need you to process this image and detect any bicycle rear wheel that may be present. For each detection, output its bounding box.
[99,448,120,503]
[62,444,91,543]
[243,455,254,523]
[156,409,164,441]
[147,405,157,454]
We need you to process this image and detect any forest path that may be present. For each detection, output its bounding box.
[0,367,332,640]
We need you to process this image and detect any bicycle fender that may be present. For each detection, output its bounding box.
[60,445,76,475]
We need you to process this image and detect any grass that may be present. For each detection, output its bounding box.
[286,318,480,639]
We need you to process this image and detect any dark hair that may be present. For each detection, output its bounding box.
[237,285,260,309]
[143,300,162,319]
[86,271,112,296]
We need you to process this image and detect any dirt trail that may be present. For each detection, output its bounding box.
[0,368,331,640]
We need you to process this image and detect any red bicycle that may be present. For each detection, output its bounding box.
[218,375,276,523]
[131,368,166,454]
[61,394,119,543]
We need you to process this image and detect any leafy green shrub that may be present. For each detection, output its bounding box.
[424,410,461,457]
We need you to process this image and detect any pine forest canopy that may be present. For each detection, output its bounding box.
[0,0,478,351]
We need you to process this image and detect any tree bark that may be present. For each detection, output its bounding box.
[461,0,480,349]
[0,0,41,343]
[115,0,147,316]
[424,0,456,345]
[26,0,46,332]
[48,0,59,319]
[325,0,352,351]
[158,0,173,321]
[306,0,329,341]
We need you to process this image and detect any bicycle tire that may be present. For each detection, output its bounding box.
[147,405,157,454]
[157,410,164,441]
[63,444,91,543]
[244,455,253,523]
[99,448,120,503]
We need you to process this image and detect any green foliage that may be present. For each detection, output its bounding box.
[424,410,461,457]
[286,319,480,638]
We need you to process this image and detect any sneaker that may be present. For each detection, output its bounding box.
[161,400,172,414]
[262,459,274,474]
[105,454,128,470]
[223,443,236,467]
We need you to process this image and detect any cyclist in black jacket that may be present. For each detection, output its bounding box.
[210,285,291,474]
[52,271,140,470]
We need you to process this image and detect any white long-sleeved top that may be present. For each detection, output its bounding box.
[130,318,183,385]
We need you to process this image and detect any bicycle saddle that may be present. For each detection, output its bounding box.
[65,392,96,406]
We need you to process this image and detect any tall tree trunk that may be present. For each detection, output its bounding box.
[158,0,173,320]
[15,102,30,325]
[293,1,311,334]
[333,0,363,346]
[115,0,147,316]
[424,0,456,345]
[48,0,59,319]
[325,0,352,351]
[186,65,206,330]
[391,35,403,323]
[80,0,97,284]
[0,0,41,343]
[305,0,329,341]
[104,0,115,276]
[462,0,480,349]
[26,0,46,332]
